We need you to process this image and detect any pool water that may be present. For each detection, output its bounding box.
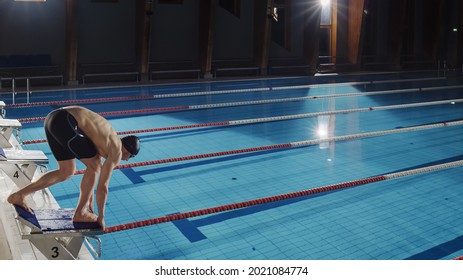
[4,72,463,260]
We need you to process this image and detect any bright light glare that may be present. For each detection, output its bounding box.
[316,115,331,150]
[320,0,330,7]
[317,115,330,139]
[317,127,328,138]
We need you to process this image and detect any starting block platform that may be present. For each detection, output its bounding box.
[15,205,102,234]
[0,118,22,149]
[0,147,48,189]
[14,205,103,259]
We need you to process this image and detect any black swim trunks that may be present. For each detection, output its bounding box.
[44,108,97,161]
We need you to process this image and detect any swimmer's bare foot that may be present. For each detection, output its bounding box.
[72,210,98,223]
[7,192,32,213]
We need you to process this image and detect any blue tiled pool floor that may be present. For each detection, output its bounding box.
[7,72,463,260]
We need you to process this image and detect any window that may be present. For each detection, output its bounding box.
[320,0,331,25]
[319,0,337,62]
[272,0,291,50]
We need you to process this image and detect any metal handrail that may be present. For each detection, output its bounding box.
[9,77,31,104]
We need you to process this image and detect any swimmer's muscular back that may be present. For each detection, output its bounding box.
[63,106,121,160]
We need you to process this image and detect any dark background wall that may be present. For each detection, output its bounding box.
[77,0,136,64]
[151,0,199,63]
[213,1,253,61]
[0,0,66,66]
[0,0,461,84]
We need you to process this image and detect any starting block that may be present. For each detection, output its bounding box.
[0,147,48,189]
[14,205,103,259]
[0,119,22,149]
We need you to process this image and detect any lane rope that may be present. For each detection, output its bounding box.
[16,89,462,124]
[104,159,463,233]
[21,99,463,145]
[16,87,420,123]
[6,76,449,108]
[74,119,463,175]
[5,95,153,108]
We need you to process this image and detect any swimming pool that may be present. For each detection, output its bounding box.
[4,71,463,260]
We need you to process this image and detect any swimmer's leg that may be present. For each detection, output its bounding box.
[7,159,76,213]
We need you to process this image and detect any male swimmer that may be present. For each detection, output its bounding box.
[8,106,140,230]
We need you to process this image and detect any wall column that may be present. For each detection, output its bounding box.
[199,0,216,79]
[302,0,322,74]
[347,0,364,66]
[65,0,78,85]
[253,0,273,75]
[136,0,153,82]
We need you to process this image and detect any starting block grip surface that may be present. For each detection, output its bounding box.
[14,205,101,232]
[15,205,41,229]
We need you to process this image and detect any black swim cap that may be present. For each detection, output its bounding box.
[121,135,140,157]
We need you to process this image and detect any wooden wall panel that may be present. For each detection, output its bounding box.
[347,0,364,65]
